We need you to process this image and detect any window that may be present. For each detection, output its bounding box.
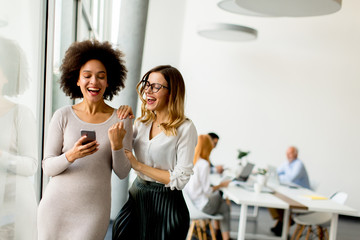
[0,0,46,238]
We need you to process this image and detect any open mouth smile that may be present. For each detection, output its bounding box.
[87,87,101,95]
[147,97,156,105]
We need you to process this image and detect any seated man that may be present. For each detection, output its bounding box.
[208,132,224,174]
[277,146,310,189]
[270,146,310,236]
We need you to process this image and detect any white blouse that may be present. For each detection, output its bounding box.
[133,119,197,190]
[184,158,213,210]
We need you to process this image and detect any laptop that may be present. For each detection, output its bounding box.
[234,162,255,182]
[267,164,299,188]
[233,163,274,193]
[220,162,255,183]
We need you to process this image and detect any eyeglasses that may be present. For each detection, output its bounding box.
[143,80,169,93]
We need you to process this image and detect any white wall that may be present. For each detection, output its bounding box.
[141,0,186,73]
[143,0,360,211]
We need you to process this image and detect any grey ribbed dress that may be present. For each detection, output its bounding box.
[37,106,132,240]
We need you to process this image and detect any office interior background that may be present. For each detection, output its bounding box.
[0,0,359,237]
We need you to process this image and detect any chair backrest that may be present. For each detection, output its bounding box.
[310,179,320,191]
[330,191,348,204]
[183,192,222,220]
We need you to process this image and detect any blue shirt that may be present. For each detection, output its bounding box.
[277,158,310,189]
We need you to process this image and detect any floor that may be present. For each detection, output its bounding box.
[229,204,360,240]
[105,203,360,239]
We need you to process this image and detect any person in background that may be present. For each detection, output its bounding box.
[113,65,198,240]
[37,40,132,240]
[208,132,224,174]
[0,36,38,240]
[277,146,310,189]
[269,146,310,236]
[184,135,232,240]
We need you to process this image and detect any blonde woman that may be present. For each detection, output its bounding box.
[113,65,197,240]
[184,135,232,240]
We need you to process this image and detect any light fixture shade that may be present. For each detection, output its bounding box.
[235,0,342,17]
[197,23,257,42]
[218,0,273,17]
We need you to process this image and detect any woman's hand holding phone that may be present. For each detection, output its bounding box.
[65,135,99,163]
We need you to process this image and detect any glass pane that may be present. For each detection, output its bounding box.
[53,0,75,112]
[111,0,121,44]
[79,15,92,41]
[0,0,45,239]
[83,0,92,14]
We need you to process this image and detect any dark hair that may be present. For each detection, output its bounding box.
[208,132,219,140]
[60,40,127,100]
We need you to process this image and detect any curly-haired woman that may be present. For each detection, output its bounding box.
[37,40,132,240]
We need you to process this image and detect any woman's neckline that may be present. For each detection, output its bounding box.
[70,105,116,125]
[148,122,164,141]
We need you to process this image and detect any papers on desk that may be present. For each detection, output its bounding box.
[301,194,328,200]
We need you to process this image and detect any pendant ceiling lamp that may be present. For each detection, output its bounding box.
[197,23,257,42]
[235,0,342,17]
[218,0,272,17]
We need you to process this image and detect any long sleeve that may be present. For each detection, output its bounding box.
[198,161,213,197]
[166,121,198,190]
[42,109,72,177]
[112,118,132,179]
[183,159,212,210]
[277,159,310,188]
[278,160,301,182]
[133,120,198,190]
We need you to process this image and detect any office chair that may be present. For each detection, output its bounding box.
[291,191,348,240]
[183,192,223,240]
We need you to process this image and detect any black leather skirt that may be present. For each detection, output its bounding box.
[112,177,189,240]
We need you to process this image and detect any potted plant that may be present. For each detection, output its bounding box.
[256,168,268,186]
[237,149,250,161]
[234,149,250,177]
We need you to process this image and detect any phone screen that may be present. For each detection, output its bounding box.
[81,130,96,144]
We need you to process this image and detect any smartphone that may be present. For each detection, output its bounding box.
[81,130,96,145]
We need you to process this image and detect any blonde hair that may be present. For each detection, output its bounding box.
[136,65,186,136]
[193,135,214,165]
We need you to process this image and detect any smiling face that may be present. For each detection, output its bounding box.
[77,59,107,103]
[145,72,170,113]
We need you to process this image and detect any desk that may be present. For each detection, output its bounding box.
[225,184,290,240]
[211,174,358,240]
[268,183,358,240]
[211,175,290,240]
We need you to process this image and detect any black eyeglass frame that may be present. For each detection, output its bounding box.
[142,80,169,93]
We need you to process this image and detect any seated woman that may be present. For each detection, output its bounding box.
[184,135,231,240]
